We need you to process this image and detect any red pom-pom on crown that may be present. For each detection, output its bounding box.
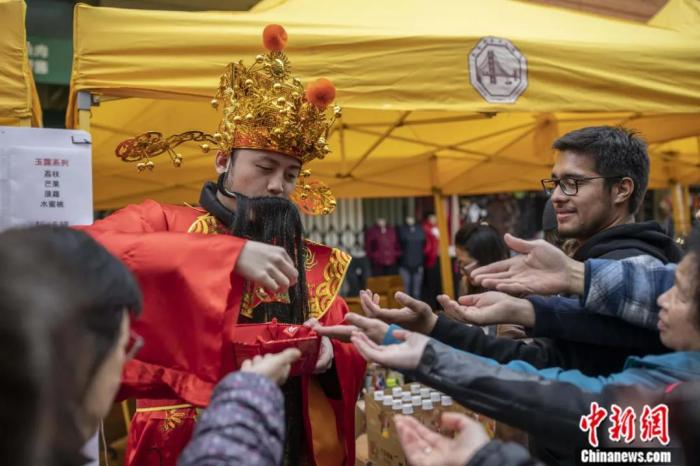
[262,24,288,52]
[305,78,336,111]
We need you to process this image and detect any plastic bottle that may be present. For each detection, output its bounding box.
[419,399,435,428]
[402,404,414,415]
[430,391,441,404]
[411,395,422,408]
[401,392,412,403]
[392,387,403,398]
[410,383,421,395]
[419,387,431,399]
[440,395,453,410]
[439,395,455,435]
[373,390,385,403]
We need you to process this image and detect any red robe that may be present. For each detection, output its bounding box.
[84,200,366,466]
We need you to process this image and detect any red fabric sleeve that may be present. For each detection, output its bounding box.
[83,202,248,407]
[319,297,366,465]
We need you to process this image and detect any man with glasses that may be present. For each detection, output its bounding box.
[541,125,680,263]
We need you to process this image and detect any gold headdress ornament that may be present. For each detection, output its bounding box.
[114,24,339,215]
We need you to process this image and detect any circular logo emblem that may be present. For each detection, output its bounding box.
[469,37,528,104]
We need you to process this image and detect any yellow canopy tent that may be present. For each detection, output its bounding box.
[646,0,700,236]
[648,0,700,36]
[0,0,42,127]
[67,0,700,295]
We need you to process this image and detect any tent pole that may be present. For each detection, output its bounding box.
[76,91,93,132]
[671,181,691,238]
[433,191,454,299]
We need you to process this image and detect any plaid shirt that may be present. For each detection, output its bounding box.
[584,256,676,330]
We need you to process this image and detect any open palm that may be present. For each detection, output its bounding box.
[472,233,574,296]
[360,289,437,335]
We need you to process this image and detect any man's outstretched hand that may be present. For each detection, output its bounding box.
[471,233,584,296]
[359,289,438,335]
[437,292,535,328]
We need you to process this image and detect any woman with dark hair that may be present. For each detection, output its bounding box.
[0,226,301,466]
[452,223,527,339]
[0,226,143,466]
[454,223,509,296]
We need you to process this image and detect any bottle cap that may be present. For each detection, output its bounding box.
[392,399,403,411]
[411,396,422,407]
[410,383,421,394]
[401,392,412,403]
[419,388,431,398]
[402,404,414,415]
[441,395,453,406]
[383,397,393,407]
[392,387,403,397]
[421,400,433,410]
[430,392,441,403]
[373,391,384,401]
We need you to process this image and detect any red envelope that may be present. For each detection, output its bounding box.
[231,318,320,376]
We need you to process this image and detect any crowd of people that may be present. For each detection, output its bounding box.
[3,23,700,466]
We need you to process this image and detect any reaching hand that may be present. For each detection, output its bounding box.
[313,336,334,374]
[240,348,301,385]
[350,329,428,371]
[395,413,490,466]
[307,313,389,344]
[471,233,584,296]
[437,292,535,328]
[234,240,299,293]
[359,289,438,335]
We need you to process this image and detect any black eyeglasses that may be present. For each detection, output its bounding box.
[541,176,623,196]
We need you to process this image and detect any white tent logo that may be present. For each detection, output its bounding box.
[469,37,528,104]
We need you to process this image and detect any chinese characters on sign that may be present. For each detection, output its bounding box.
[580,402,670,448]
[0,126,93,231]
[27,41,50,77]
[35,158,70,210]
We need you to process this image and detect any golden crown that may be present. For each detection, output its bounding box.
[114,24,340,215]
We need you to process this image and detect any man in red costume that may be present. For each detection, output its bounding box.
[84,25,365,466]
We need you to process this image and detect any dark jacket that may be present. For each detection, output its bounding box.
[409,338,700,465]
[572,221,682,263]
[467,383,700,466]
[523,221,680,376]
[178,372,284,466]
[430,313,661,376]
[529,256,676,347]
[397,224,425,270]
[468,441,544,466]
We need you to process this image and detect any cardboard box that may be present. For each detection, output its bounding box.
[365,390,407,466]
[364,383,497,466]
[355,434,370,466]
[355,400,366,438]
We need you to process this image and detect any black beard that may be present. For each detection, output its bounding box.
[228,193,309,324]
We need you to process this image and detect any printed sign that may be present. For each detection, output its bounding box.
[0,126,92,231]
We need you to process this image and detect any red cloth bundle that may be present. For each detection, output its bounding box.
[231,318,320,376]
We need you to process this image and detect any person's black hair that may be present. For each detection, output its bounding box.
[552,126,649,215]
[27,227,143,382]
[454,223,509,266]
[0,226,141,466]
[684,226,700,329]
[230,194,309,324]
